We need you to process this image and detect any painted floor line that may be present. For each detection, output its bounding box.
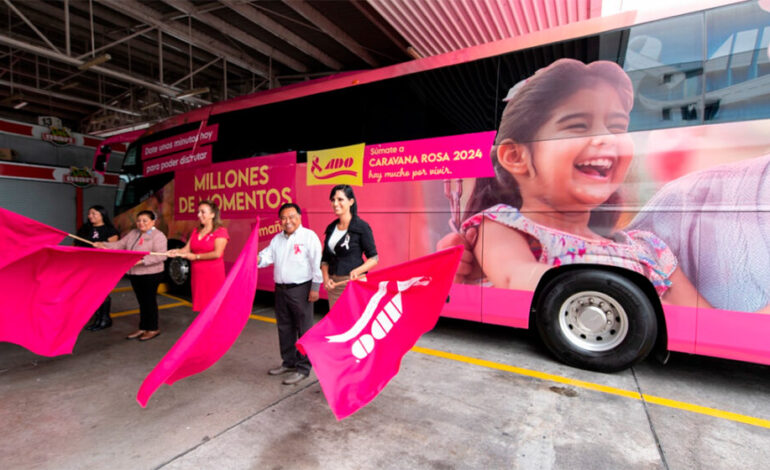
[110,302,187,318]
[119,304,767,429]
[111,286,133,293]
[411,345,770,430]
[159,292,193,306]
[249,314,277,324]
[111,285,170,294]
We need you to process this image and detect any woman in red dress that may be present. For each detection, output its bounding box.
[168,200,229,312]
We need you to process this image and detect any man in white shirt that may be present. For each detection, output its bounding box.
[258,203,323,385]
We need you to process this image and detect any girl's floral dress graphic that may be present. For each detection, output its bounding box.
[462,204,677,296]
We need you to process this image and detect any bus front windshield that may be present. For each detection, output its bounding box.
[115,144,173,216]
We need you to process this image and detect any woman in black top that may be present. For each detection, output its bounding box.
[321,184,378,308]
[75,205,119,331]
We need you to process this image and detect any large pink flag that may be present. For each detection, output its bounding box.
[0,207,67,270]
[137,221,260,407]
[297,245,463,420]
[0,245,143,356]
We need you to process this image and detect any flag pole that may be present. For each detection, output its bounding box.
[67,233,96,246]
[334,276,366,287]
[66,233,166,256]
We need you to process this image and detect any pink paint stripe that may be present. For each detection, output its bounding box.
[696,307,770,365]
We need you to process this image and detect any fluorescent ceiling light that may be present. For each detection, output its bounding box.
[78,53,111,71]
[176,87,209,99]
[2,94,27,109]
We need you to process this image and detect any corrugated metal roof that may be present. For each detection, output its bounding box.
[367,0,604,57]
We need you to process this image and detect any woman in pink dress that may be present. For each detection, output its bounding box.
[168,200,229,312]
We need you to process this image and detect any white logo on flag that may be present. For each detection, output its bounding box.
[325,276,430,360]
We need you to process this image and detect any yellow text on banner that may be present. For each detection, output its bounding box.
[306,143,364,187]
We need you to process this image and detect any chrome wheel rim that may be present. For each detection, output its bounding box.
[558,291,628,352]
[168,258,189,285]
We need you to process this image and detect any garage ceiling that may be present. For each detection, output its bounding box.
[0,0,601,136]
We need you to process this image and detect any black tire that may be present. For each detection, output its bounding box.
[164,239,191,294]
[534,269,657,372]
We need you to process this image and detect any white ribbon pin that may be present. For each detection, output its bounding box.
[340,233,350,250]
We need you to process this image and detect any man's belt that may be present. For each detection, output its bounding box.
[274,280,311,289]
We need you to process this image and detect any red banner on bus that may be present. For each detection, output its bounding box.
[141,124,219,160]
[143,145,212,176]
[174,151,296,220]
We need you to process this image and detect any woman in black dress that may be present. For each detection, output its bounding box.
[75,205,119,331]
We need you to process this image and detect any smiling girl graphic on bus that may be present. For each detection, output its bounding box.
[458,59,709,307]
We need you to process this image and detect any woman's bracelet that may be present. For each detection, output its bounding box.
[196,254,200,260]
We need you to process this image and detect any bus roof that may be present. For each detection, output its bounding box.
[144,0,742,136]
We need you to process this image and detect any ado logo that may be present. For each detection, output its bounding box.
[310,155,358,180]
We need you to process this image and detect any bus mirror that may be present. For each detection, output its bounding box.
[93,144,111,174]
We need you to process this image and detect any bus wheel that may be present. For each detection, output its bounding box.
[166,257,191,293]
[535,269,657,372]
[164,240,191,294]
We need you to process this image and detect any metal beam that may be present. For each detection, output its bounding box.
[221,0,342,70]
[75,25,155,60]
[0,78,141,116]
[351,1,410,53]
[1,57,126,97]
[101,0,270,78]
[170,56,220,87]
[0,92,95,114]
[79,2,203,61]
[3,0,61,54]
[0,33,210,105]
[10,48,142,95]
[22,0,252,89]
[4,102,92,119]
[0,55,22,79]
[162,0,308,73]
[64,0,70,55]
[282,0,378,67]
[17,2,198,80]
[159,29,163,85]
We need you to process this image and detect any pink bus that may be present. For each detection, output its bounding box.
[112,0,770,372]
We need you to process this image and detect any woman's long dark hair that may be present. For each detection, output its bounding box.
[85,205,116,231]
[329,184,358,217]
[464,59,633,235]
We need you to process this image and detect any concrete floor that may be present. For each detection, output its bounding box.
[1,280,769,470]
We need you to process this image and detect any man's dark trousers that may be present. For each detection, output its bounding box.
[274,281,313,375]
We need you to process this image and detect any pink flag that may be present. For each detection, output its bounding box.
[137,221,260,407]
[297,245,463,420]
[0,207,67,270]
[0,246,143,356]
